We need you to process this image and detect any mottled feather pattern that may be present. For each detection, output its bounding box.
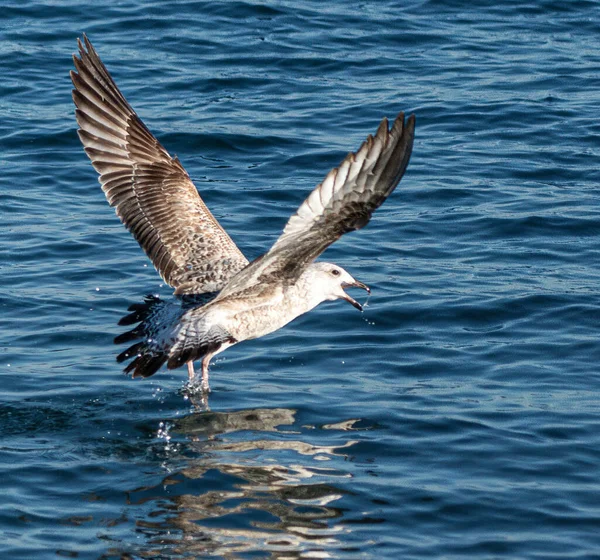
[167,322,236,369]
[71,36,249,296]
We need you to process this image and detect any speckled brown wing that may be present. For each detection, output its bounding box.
[219,112,415,297]
[71,35,248,295]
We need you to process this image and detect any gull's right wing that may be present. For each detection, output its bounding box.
[219,112,415,297]
[71,35,248,295]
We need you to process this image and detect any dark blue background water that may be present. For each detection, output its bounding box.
[2,1,600,558]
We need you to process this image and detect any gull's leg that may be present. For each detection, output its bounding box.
[188,390,210,412]
[201,355,212,393]
[196,342,233,393]
[187,361,195,383]
[182,361,210,408]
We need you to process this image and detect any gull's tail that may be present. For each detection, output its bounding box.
[113,293,229,379]
[114,295,183,378]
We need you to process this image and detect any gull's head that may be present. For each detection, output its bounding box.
[308,262,370,311]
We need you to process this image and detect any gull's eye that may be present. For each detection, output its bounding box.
[331,269,341,277]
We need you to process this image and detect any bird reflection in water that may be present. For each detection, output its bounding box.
[121,406,362,558]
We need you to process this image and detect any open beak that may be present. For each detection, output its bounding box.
[341,280,370,312]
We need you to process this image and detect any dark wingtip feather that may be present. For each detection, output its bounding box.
[167,350,191,370]
[373,111,415,202]
[118,342,167,378]
[114,326,144,345]
[117,295,162,326]
[117,312,141,327]
[129,353,167,378]
[117,342,143,363]
[375,116,389,139]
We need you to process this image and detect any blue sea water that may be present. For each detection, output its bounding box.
[2,0,600,558]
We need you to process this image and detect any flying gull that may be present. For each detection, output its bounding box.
[71,35,415,392]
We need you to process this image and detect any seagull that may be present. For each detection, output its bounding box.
[71,35,415,392]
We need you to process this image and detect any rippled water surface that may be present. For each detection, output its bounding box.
[2,1,600,558]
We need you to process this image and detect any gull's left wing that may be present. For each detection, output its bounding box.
[71,35,249,295]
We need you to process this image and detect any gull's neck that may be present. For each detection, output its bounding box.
[288,266,332,314]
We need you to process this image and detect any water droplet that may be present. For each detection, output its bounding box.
[156,421,175,452]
